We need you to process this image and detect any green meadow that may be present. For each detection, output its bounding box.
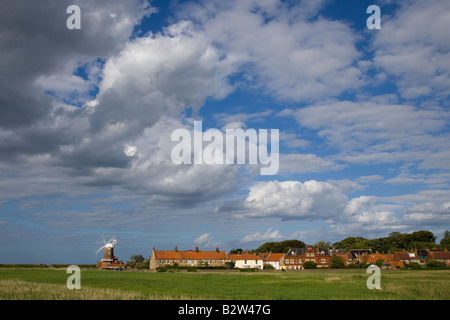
[0,268,449,300]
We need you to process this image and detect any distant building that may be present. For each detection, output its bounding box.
[149,246,228,270]
[429,248,450,266]
[228,253,264,269]
[259,252,285,270]
[284,245,332,269]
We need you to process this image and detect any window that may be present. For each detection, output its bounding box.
[311,253,314,257]
[321,259,326,264]
[290,259,294,264]
[245,260,247,264]
[299,259,302,264]
[286,259,289,264]
[306,253,310,257]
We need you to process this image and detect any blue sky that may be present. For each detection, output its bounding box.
[1,0,450,264]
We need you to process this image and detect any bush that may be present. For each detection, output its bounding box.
[426,259,447,268]
[135,261,149,269]
[405,262,422,269]
[330,255,345,269]
[303,261,317,269]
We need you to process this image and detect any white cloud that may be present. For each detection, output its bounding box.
[241,180,348,220]
[90,21,234,136]
[372,0,450,100]
[241,228,282,243]
[194,233,221,248]
[283,100,449,168]
[178,0,363,102]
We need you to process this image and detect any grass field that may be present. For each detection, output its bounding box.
[0,268,449,300]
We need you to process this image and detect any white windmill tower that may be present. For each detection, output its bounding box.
[96,234,124,269]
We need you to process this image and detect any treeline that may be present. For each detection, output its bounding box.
[231,240,306,255]
[243,230,450,254]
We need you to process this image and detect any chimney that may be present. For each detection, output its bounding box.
[195,246,199,252]
[216,247,220,253]
[175,246,178,252]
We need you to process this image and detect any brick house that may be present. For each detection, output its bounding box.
[284,245,332,269]
[429,248,450,266]
[358,251,404,269]
[394,250,425,266]
[149,246,228,270]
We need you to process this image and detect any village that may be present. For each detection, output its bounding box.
[147,245,450,271]
[96,241,450,271]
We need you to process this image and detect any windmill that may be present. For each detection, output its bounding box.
[96,234,117,262]
[96,234,124,269]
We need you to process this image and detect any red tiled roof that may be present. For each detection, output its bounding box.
[264,253,284,261]
[228,253,262,260]
[430,250,450,259]
[394,251,411,260]
[154,250,228,260]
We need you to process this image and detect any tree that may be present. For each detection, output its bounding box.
[440,230,450,248]
[409,230,436,243]
[254,240,306,254]
[315,241,331,249]
[330,254,345,269]
[126,254,145,267]
[444,230,450,239]
[333,237,368,249]
[375,259,384,268]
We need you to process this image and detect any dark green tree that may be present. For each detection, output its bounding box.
[126,254,145,267]
[330,254,345,269]
[332,237,368,249]
[440,230,450,248]
[254,240,306,254]
[409,230,436,243]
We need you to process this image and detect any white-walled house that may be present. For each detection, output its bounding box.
[228,253,264,269]
[259,252,285,270]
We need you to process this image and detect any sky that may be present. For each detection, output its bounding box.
[1,0,449,264]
